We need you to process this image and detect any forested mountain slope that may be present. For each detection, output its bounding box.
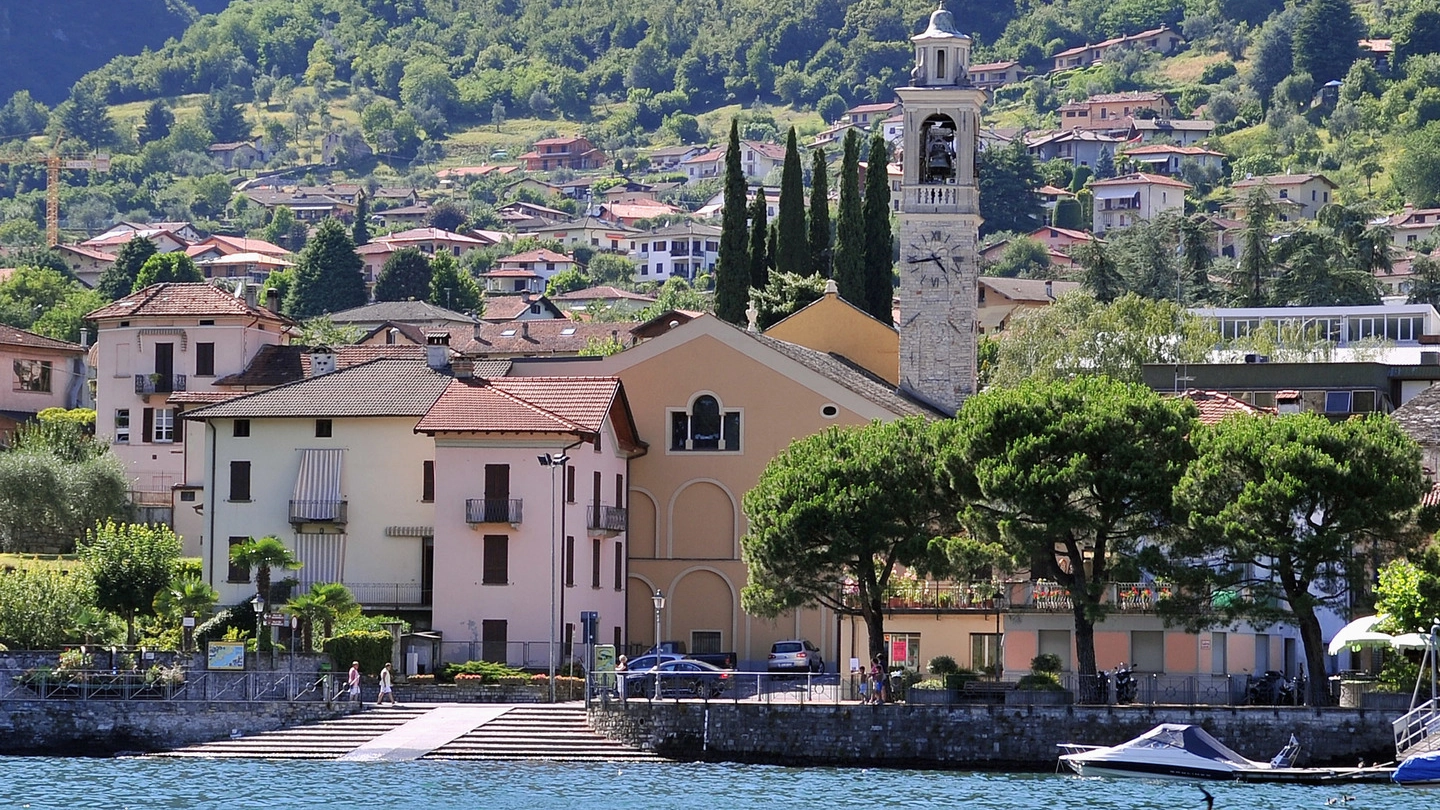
[0,1,227,105]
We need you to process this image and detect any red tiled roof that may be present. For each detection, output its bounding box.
[1233,173,1336,188]
[1180,389,1273,425]
[497,249,571,264]
[86,283,288,321]
[415,376,620,435]
[56,244,116,262]
[168,390,244,405]
[1029,226,1096,242]
[201,235,290,257]
[1089,172,1192,189]
[459,321,633,356]
[1086,91,1168,104]
[0,323,84,353]
[381,227,490,245]
[482,269,543,278]
[1123,144,1224,156]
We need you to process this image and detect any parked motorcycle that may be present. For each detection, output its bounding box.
[1114,662,1137,704]
[1246,670,1298,705]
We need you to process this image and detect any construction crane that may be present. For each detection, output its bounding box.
[0,135,110,246]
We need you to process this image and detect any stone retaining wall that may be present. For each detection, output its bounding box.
[589,703,1401,769]
[0,701,357,756]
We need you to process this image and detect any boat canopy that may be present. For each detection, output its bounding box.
[1109,724,1256,769]
[1395,751,1440,786]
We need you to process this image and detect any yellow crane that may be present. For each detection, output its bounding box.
[0,136,110,246]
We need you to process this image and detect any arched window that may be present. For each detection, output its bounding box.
[670,395,741,452]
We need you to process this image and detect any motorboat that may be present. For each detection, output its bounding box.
[1394,750,1440,788]
[1058,723,1299,780]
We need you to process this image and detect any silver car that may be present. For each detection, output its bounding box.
[768,639,824,673]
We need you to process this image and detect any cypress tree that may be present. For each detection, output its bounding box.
[374,247,433,302]
[808,147,831,277]
[714,119,750,325]
[774,127,808,276]
[352,193,370,246]
[832,129,865,305]
[862,130,894,324]
[285,218,367,318]
[748,188,769,290]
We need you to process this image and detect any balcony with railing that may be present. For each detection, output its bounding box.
[1013,579,1173,612]
[843,580,1008,612]
[587,504,627,535]
[466,498,523,525]
[135,373,187,394]
[289,499,348,524]
[344,582,426,606]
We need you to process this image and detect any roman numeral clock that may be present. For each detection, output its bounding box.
[894,3,987,416]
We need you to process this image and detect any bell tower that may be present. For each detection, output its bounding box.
[894,3,985,416]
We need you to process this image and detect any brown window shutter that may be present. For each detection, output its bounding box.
[142,408,154,443]
[173,409,185,442]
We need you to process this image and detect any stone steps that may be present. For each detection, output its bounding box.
[155,704,664,763]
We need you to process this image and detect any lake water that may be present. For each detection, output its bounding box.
[0,758,1429,810]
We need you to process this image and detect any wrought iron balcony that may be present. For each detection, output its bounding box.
[135,373,187,394]
[289,499,348,524]
[466,498,523,524]
[587,504,627,534]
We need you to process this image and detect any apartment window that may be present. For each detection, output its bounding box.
[13,359,51,392]
[592,537,602,588]
[971,633,1002,674]
[195,342,215,377]
[227,536,250,583]
[482,535,508,584]
[481,619,507,663]
[564,535,575,587]
[422,460,435,502]
[692,631,722,655]
[1325,391,1353,413]
[315,419,332,438]
[233,419,250,438]
[614,541,624,590]
[670,394,741,451]
[153,409,175,443]
[884,632,921,670]
[114,409,130,444]
[229,460,251,501]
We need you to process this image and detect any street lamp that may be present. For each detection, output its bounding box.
[250,595,264,670]
[538,452,570,702]
[652,589,665,699]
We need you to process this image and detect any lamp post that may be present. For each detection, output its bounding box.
[652,589,665,699]
[250,595,264,671]
[538,452,569,702]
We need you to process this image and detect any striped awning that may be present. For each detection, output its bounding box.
[293,448,344,520]
[293,533,346,587]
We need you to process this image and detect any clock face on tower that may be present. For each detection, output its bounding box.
[904,229,954,288]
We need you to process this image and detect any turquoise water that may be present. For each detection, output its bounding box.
[0,759,1429,809]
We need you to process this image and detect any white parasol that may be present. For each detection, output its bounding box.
[1328,614,1394,655]
[1391,632,1435,651]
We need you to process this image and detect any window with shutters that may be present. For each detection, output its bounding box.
[195,343,215,377]
[153,409,175,443]
[229,460,251,501]
[422,460,435,502]
[613,541,623,590]
[482,535,508,584]
[114,409,130,444]
[564,535,575,587]
[592,538,602,588]
[565,465,575,503]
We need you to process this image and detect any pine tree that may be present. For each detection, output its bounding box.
[748,188,769,290]
[374,247,433,302]
[96,237,157,301]
[714,119,750,325]
[862,130,894,324]
[352,193,370,246]
[429,251,482,312]
[774,127,808,276]
[808,147,831,277]
[1293,0,1362,84]
[832,129,865,305]
[136,100,173,145]
[285,218,367,318]
[200,88,251,143]
[1073,241,1124,304]
[1095,146,1116,180]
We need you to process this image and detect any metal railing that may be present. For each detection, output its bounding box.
[465,498,523,524]
[1,669,333,703]
[1395,697,1440,758]
[289,499,348,524]
[588,504,627,533]
[852,582,1008,611]
[344,582,425,605]
[134,373,187,394]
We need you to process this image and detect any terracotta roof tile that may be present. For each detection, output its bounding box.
[86,283,288,322]
[415,376,619,434]
[0,324,85,353]
[459,321,632,356]
[1178,389,1273,425]
[190,358,452,419]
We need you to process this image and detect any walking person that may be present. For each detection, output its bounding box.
[377,662,396,706]
[868,658,884,704]
[347,660,361,704]
[615,655,629,702]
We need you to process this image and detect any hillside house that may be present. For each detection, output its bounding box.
[968,61,1028,91]
[626,222,721,282]
[1129,118,1216,146]
[530,217,639,253]
[1091,173,1190,234]
[977,277,1083,334]
[1230,174,1337,221]
[519,136,606,171]
[207,140,270,170]
[0,324,88,439]
[1051,26,1186,72]
[1026,129,1126,169]
[1122,144,1225,176]
[1389,207,1440,250]
[1059,91,1174,131]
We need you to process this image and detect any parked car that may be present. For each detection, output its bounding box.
[649,659,733,698]
[618,653,685,697]
[768,639,824,673]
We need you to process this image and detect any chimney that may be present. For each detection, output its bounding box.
[265,287,280,313]
[451,356,475,379]
[425,331,451,369]
[520,321,530,340]
[309,349,336,377]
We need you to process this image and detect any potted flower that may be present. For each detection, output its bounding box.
[1007,654,1074,706]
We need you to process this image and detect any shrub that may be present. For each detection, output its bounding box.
[1017,672,1065,691]
[194,602,258,649]
[439,659,525,684]
[928,655,959,675]
[1031,653,1063,674]
[323,630,391,675]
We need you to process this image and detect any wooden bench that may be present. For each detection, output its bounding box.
[960,680,1019,702]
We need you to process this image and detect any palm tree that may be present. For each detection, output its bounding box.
[154,577,219,652]
[229,536,302,649]
[309,582,359,640]
[285,592,327,652]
